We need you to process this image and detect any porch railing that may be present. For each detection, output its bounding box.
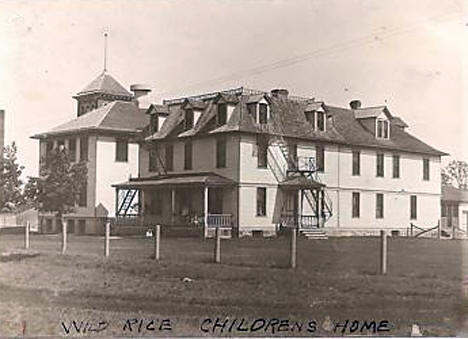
[280,213,319,229]
[206,214,232,228]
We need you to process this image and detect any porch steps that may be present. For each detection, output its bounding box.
[300,228,328,240]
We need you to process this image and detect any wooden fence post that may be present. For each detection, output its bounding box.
[61,219,67,255]
[437,220,441,240]
[453,224,456,240]
[380,230,387,275]
[104,220,110,258]
[214,227,221,263]
[154,224,160,260]
[290,227,297,269]
[24,221,30,249]
[410,223,413,237]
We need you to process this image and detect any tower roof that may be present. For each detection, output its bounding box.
[74,72,133,98]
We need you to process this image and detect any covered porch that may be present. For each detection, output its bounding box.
[113,172,236,237]
[278,175,328,229]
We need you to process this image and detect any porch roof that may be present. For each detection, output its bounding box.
[113,172,235,189]
[279,176,325,190]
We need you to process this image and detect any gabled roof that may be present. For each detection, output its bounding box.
[305,101,324,112]
[75,72,133,98]
[391,116,408,128]
[442,186,468,202]
[182,98,207,111]
[145,87,446,156]
[31,101,148,139]
[146,104,169,116]
[353,106,391,119]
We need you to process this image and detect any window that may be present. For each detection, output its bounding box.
[57,139,65,150]
[352,192,360,218]
[305,111,315,125]
[316,145,325,172]
[392,154,400,178]
[78,219,86,234]
[352,150,360,176]
[257,136,268,168]
[216,137,226,168]
[218,104,227,125]
[376,153,384,177]
[423,158,430,181]
[184,141,192,170]
[259,103,268,124]
[185,109,194,130]
[79,136,88,161]
[453,204,459,218]
[410,195,417,220]
[247,103,257,119]
[78,182,87,207]
[165,143,173,171]
[116,139,128,162]
[149,145,158,172]
[317,112,325,131]
[68,138,76,162]
[376,193,384,219]
[256,187,267,216]
[376,120,389,139]
[150,114,159,133]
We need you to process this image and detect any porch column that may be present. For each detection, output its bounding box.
[316,189,321,228]
[299,189,304,229]
[204,186,209,237]
[171,189,175,226]
[115,188,119,217]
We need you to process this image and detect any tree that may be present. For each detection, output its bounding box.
[442,160,468,189]
[25,147,87,228]
[0,142,25,212]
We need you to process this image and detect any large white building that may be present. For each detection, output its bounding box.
[32,72,149,234]
[114,87,446,237]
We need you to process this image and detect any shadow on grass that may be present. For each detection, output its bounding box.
[0,250,40,262]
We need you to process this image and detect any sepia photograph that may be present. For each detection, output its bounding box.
[0,0,467,337]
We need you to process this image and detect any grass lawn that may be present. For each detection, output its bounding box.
[0,233,465,337]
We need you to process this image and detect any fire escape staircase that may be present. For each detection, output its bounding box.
[267,137,332,239]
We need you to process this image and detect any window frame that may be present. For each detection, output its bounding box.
[68,138,77,162]
[392,154,400,179]
[165,143,174,172]
[410,195,417,220]
[115,139,129,162]
[376,152,384,177]
[217,103,227,126]
[216,137,227,168]
[184,141,193,170]
[352,150,360,176]
[423,158,430,181]
[352,192,360,218]
[78,182,87,207]
[376,193,384,219]
[316,111,325,131]
[185,109,194,130]
[258,103,268,124]
[256,187,267,217]
[257,136,268,169]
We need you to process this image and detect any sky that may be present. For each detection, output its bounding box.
[0,0,466,178]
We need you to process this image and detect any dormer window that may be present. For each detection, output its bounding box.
[247,99,270,124]
[376,119,390,139]
[185,109,194,130]
[305,108,326,131]
[218,103,227,125]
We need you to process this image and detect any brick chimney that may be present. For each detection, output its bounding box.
[270,88,289,100]
[130,84,151,109]
[349,100,362,109]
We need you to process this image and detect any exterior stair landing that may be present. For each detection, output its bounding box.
[300,228,328,240]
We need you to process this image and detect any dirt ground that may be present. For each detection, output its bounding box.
[0,233,465,337]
